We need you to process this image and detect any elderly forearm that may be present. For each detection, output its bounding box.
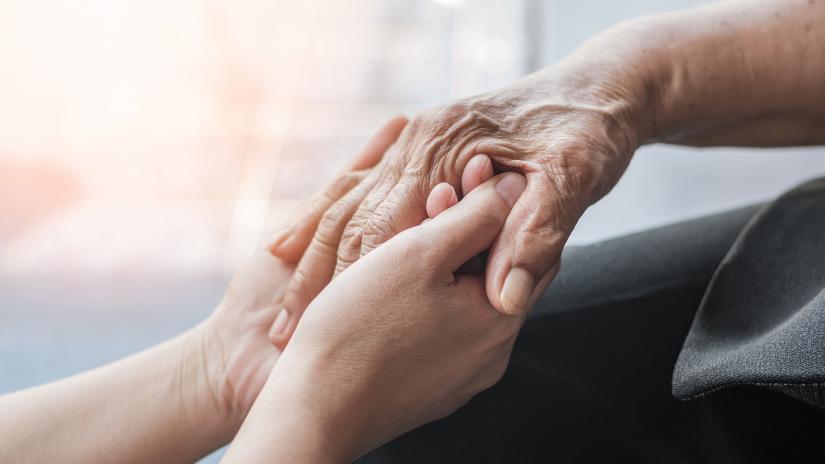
[266,0,825,332]
[572,0,825,147]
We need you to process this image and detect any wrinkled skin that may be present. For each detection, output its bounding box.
[268,0,825,346]
[270,63,648,347]
[201,116,409,424]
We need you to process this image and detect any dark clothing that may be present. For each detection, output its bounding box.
[674,178,825,407]
[361,178,825,463]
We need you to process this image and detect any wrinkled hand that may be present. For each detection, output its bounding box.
[200,116,407,424]
[271,66,645,346]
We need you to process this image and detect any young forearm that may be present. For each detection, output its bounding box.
[222,363,353,464]
[0,324,234,464]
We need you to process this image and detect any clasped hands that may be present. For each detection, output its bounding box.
[214,118,533,461]
[213,76,640,460]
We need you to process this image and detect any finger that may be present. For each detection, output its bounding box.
[485,173,580,316]
[269,179,373,348]
[418,173,526,272]
[269,116,408,262]
[268,172,362,262]
[349,115,408,170]
[333,158,407,276]
[460,154,494,197]
[359,174,428,259]
[425,181,487,275]
[355,153,495,265]
[425,182,458,218]
[454,154,495,274]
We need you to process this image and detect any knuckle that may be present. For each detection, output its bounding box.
[545,148,608,204]
[300,172,361,230]
[362,183,425,254]
[310,226,341,256]
[408,101,472,143]
[521,219,566,244]
[443,99,472,118]
[333,259,351,276]
[407,113,429,132]
[316,209,342,242]
[338,223,362,256]
[335,221,363,273]
[325,171,361,200]
[287,264,310,293]
[511,224,566,275]
[318,184,370,263]
[285,263,315,307]
[336,242,360,272]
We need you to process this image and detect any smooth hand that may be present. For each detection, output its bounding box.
[225,172,529,462]
[201,116,409,425]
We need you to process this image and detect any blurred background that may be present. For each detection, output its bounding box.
[1,0,824,461]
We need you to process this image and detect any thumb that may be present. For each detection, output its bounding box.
[418,173,526,271]
[485,173,580,316]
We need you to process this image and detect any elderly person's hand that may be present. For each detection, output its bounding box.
[269,63,649,347]
[268,0,825,349]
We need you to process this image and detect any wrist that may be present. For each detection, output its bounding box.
[225,360,356,463]
[177,322,240,442]
[551,15,679,146]
[274,353,368,460]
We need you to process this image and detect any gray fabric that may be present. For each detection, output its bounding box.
[673,178,825,406]
[362,190,825,463]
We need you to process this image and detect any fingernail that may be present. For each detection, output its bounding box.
[500,267,533,315]
[448,185,458,206]
[271,308,290,336]
[496,174,526,208]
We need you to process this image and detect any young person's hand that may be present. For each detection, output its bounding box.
[0,117,411,464]
[201,116,409,425]
[225,172,531,462]
[264,116,409,350]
